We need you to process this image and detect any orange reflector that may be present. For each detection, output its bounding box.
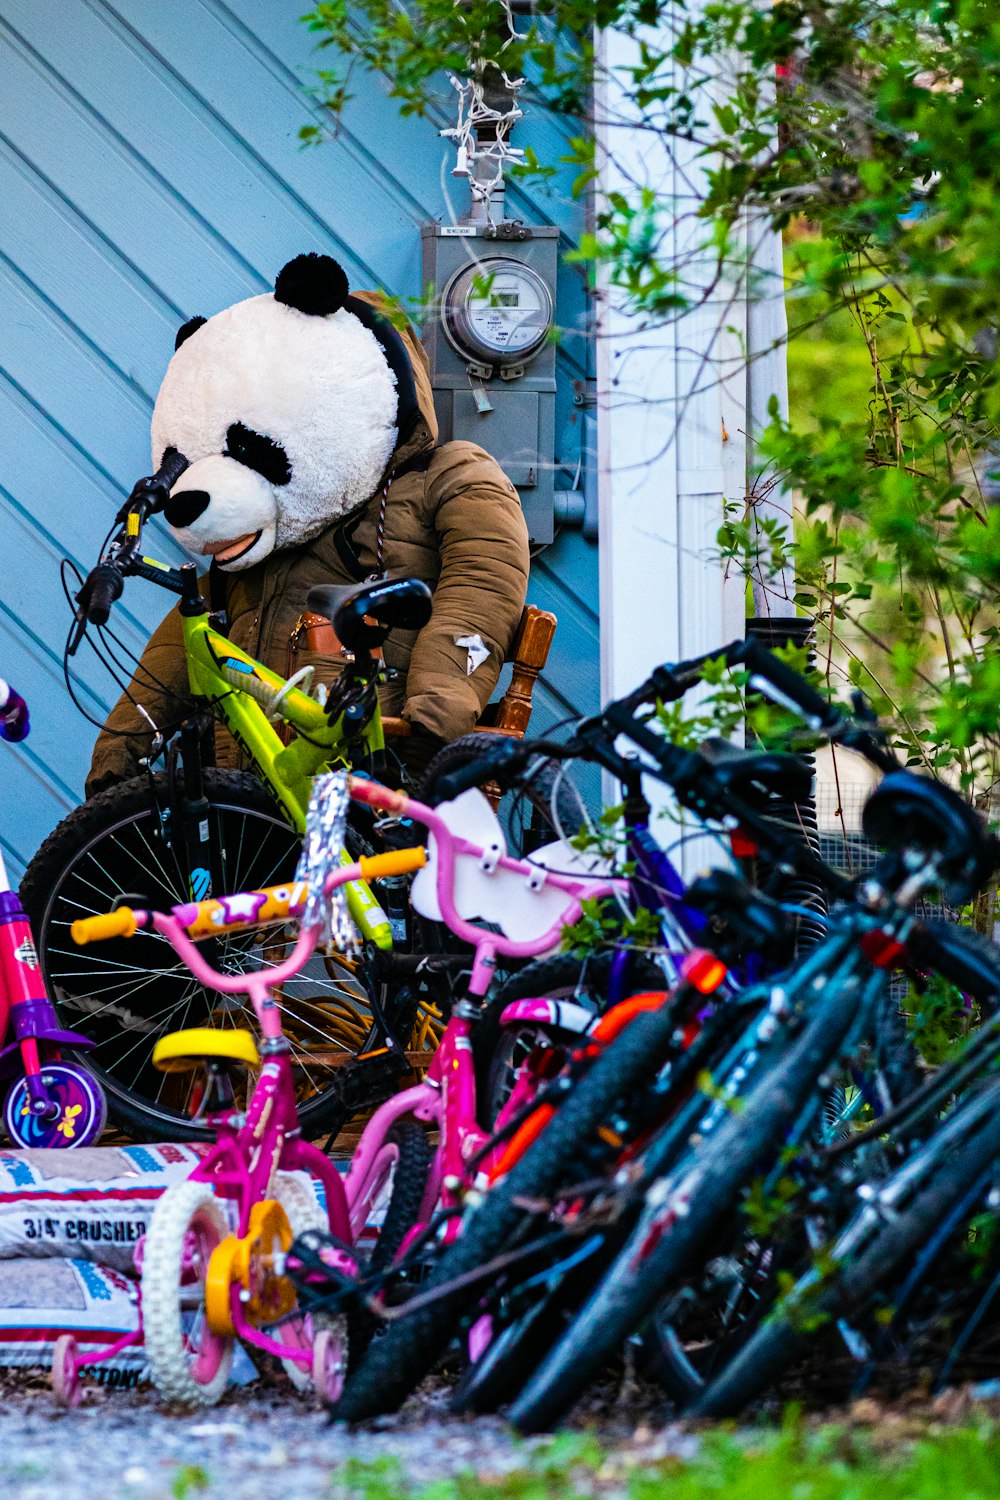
[729,829,759,859]
[681,949,727,995]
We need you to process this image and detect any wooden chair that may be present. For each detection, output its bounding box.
[381,604,557,743]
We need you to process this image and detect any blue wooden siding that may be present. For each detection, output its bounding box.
[0,0,599,878]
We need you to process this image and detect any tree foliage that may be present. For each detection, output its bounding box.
[300,0,1000,803]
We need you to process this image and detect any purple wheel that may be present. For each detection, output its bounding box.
[4,1062,107,1148]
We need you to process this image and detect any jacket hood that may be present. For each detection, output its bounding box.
[349,289,438,473]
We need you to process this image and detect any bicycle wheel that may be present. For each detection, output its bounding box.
[141,1178,233,1407]
[3,1061,107,1148]
[332,1000,682,1423]
[691,1098,1000,1418]
[347,1120,433,1364]
[21,770,386,1141]
[509,969,864,1433]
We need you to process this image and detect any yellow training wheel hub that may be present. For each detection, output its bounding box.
[204,1199,296,1336]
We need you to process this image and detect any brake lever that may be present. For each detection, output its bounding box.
[67,611,88,659]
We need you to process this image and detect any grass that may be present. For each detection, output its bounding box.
[326,1422,1000,1499]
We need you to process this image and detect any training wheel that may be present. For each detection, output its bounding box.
[51,1334,82,1408]
[311,1326,346,1406]
[5,1063,106,1149]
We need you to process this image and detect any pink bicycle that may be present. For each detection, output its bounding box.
[0,680,105,1148]
[54,771,621,1406]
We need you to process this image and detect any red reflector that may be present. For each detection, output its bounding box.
[859,930,907,969]
[681,949,728,995]
[730,829,759,858]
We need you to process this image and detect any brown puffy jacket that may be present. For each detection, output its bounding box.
[87,296,530,796]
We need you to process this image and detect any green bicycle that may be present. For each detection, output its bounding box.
[22,454,435,1140]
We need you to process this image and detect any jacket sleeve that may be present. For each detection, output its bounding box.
[402,444,530,742]
[85,602,191,797]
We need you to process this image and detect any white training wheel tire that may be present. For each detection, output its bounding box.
[141,1179,234,1408]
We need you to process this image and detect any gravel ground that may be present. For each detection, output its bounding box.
[0,1372,695,1500]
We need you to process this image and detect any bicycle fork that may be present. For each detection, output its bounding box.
[0,849,93,1114]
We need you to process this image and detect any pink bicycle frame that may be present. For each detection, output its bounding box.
[134,773,623,1334]
[342,779,625,1233]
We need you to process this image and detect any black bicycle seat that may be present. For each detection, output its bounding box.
[862,770,996,901]
[697,737,813,808]
[307,577,432,652]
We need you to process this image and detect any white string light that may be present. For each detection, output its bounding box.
[439,0,526,212]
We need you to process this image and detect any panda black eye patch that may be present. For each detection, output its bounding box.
[224,422,291,486]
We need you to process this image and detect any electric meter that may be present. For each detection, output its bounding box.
[441,257,554,371]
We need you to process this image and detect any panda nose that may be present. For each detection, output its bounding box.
[163,489,210,529]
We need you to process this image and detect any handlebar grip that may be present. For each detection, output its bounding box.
[86,562,124,627]
[907,921,1000,1007]
[72,908,138,945]
[121,448,190,523]
[434,742,526,803]
[0,683,29,743]
[731,637,841,730]
[156,447,189,493]
[358,848,427,881]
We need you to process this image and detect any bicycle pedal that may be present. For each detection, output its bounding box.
[335,1045,411,1114]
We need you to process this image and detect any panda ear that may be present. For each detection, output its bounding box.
[274,253,349,316]
[174,316,207,351]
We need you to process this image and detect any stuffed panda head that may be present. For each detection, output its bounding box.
[151,253,422,571]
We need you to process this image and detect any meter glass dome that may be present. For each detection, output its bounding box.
[443,259,553,367]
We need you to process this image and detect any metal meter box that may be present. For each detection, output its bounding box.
[421,222,560,544]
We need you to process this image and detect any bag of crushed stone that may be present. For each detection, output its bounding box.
[0,1256,143,1377]
[0,1144,209,1273]
[0,1258,259,1388]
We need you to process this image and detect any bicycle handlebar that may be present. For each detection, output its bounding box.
[71,847,427,948]
[114,447,189,526]
[730,637,839,728]
[73,450,191,638]
[72,908,138,945]
[434,738,527,802]
[84,561,125,627]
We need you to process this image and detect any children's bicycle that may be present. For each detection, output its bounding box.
[0,679,105,1148]
[23,451,435,1139]
[54,770,628,1405]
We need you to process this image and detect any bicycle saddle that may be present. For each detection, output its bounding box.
[306,577,432,652]
[862,769,997,901]
[696,737,813,808]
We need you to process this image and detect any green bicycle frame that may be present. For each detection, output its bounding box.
[181,610,393,950]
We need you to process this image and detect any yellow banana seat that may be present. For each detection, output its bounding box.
[152,1027,260,1074]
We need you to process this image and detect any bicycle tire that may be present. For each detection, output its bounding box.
[21,770,385,1141]
[349,1121,433,1363]
[691,1098,1000,1418]
[141,1178,234,1407]
[332,1000,683,1423]
[909,920,1000,1009]
[509,970,864,1433]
